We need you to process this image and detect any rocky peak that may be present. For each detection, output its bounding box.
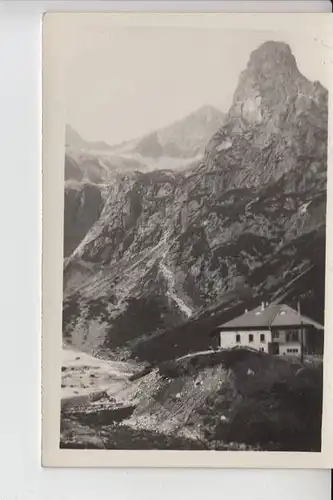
[204,41,328,189]
[230,41,306,126]
[246,41,298,78]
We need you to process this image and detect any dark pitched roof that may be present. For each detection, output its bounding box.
[218,304,324,331]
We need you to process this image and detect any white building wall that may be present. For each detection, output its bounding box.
[279,342,301,356]
[220,330,272,353]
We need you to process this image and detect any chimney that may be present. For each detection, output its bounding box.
[261,302,265,311]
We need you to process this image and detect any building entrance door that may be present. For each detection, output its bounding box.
[268,342,279,355]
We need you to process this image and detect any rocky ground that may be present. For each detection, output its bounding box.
[61,345,145,401]
[60,347,323,452]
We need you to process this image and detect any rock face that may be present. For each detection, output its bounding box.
[157,105,226,158]
[64,152,111,185]
[205,42,327,190]
[62,41,327,362]
[64,182,104,257]
[135,132,164,158]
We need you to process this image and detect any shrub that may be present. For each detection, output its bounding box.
[158,361,184,379]
[210,365,323,451]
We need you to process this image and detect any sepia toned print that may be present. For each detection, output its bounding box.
[42,13,333,467]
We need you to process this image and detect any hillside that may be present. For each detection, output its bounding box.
[62,41,327,363]
[61,348,323,451]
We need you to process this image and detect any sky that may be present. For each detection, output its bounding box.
[62,14,332,146]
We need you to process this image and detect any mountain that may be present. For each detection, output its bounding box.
[64,106,225,187]
[63,149,112,257]
[159,105,226,157]
[64,181,105,257]
[65,125,87,150]
[110,105,226,159]
[64,106,225,185]
[62,41,327,363]
[63,106,226,255]
[65,124,112,152]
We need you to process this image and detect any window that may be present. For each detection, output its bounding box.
[292,331,299,342]
[272,331,279,340]
[260,333,265,343]
[236,334,241,343]
[287,348,299,354]
[286,330,299,342]
[249,334,254,343]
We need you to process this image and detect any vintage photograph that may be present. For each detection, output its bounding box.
[42,13,333,465]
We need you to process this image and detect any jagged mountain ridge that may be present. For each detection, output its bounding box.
[66,124,112,152]
[65,105,225,179]
[63,106,226,255]
[62,41,327,362]
[64,106,226,186]
[204,42,327,188]
[111,105,226,159]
